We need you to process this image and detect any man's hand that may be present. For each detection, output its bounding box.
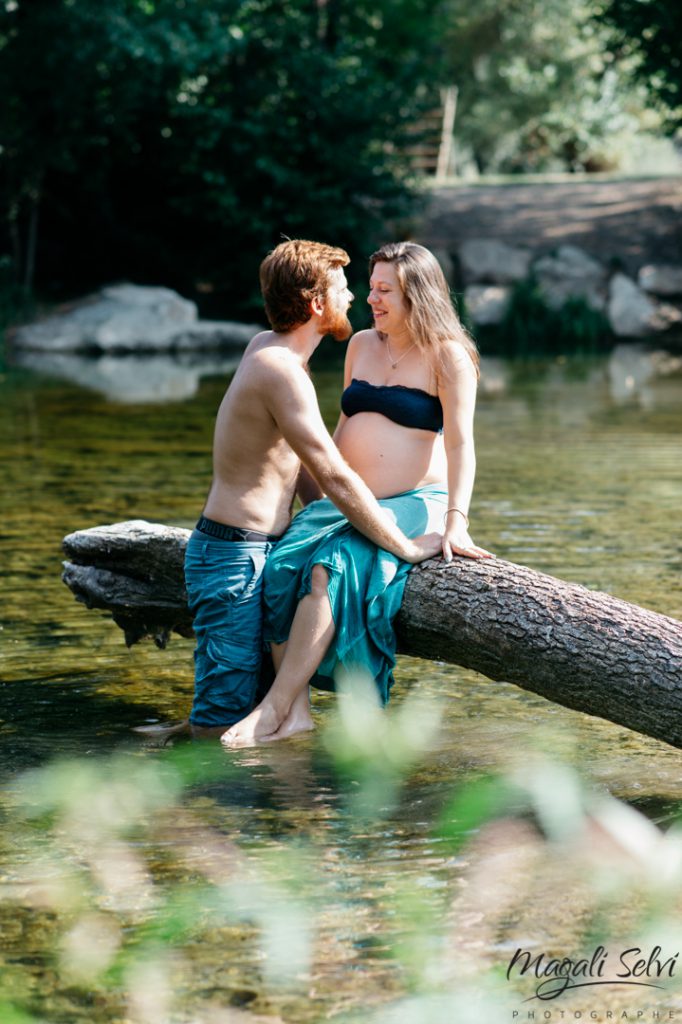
[403,531,443,564]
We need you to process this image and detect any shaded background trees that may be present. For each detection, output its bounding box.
[440,0,675,175]
[0,0,679,321]
[0,0,443,317]
[601,0,682,120]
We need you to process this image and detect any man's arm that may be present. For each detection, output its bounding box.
[264,357,440,563]
[296,464,324,506]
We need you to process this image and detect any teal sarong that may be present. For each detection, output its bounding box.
[262,484,447,704]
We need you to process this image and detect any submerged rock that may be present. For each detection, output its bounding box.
[9,283,261,353]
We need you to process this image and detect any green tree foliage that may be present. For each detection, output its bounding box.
[440,0,656,174]
[0,0,442,316]
[600,0,682,123]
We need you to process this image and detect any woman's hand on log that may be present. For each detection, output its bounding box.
[442,524,494,563]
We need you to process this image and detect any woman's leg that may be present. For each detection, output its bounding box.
[221,565,334,745]
[260,639,311,739]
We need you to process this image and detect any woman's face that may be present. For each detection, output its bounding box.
[367,261,408,334]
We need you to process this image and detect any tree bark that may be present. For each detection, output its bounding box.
[62,520,682,749]
[23,183,41,298]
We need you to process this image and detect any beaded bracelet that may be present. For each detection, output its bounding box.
[443,507,469,528]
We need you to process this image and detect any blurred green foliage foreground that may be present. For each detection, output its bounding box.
[0,0,680,324]
[3,674,682,1023]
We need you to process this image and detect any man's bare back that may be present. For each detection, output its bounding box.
[203,332,303,537]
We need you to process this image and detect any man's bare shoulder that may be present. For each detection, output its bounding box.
[244,338,311,389]
[241,329,278,361]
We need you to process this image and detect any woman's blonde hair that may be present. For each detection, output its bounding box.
[369,241,479,376]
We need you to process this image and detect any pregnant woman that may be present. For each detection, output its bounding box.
[222,241,492,746]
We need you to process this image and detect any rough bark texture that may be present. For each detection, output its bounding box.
[62,520,682,748]
[400,558,682,748]
[62,520,194,647]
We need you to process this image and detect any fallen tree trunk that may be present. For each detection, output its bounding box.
[62,520,682,749]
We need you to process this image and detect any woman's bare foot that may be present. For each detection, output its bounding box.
[263,705,315,742]
[220,701,283,747]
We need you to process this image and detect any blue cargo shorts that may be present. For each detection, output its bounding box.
[184,530,275,727]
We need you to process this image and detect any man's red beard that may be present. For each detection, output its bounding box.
[320,302,353,341]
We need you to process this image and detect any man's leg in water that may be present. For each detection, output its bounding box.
[221,564,333,745]
[187,533,273,733]
[135,533,272,739]
[133,653,274,740]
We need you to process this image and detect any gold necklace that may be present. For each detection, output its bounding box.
[385,338,415,369]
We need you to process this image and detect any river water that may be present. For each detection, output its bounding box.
[1,344,682,1022]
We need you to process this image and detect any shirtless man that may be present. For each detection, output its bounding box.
[143,240,441,739]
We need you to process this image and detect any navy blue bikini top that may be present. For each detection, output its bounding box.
[341,378,443,433]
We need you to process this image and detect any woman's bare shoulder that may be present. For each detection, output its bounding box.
[346,329,380,364]
[349,328,379,346]
[438,339,478,386]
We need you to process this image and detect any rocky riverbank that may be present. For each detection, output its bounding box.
[418,176,682,341]
[6,283,262,354]
[6,178,682,353]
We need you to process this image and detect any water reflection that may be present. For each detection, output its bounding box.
[11,349,243,403]
[486,344,682,411]
[478,356,509,395]
[608,342,682,406]
[12,344,682,411]
[9,350,522,405]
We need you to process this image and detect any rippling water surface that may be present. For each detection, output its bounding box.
[1,345,682,1021]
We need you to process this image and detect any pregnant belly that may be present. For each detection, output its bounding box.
[336,413,446,498]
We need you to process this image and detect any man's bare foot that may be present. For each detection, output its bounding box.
[133,720,232,740]
[189,723,234,739]
[133,719,190,740]
[220,701,283,747]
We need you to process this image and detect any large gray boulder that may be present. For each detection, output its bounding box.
[638,264,682,298]
[533,245,607,311]
[608,273,682,338]
[9,283,261,353]
[458,239,531,285]
[464,284,511,326]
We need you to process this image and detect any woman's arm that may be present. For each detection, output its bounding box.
[438,346,493,562]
